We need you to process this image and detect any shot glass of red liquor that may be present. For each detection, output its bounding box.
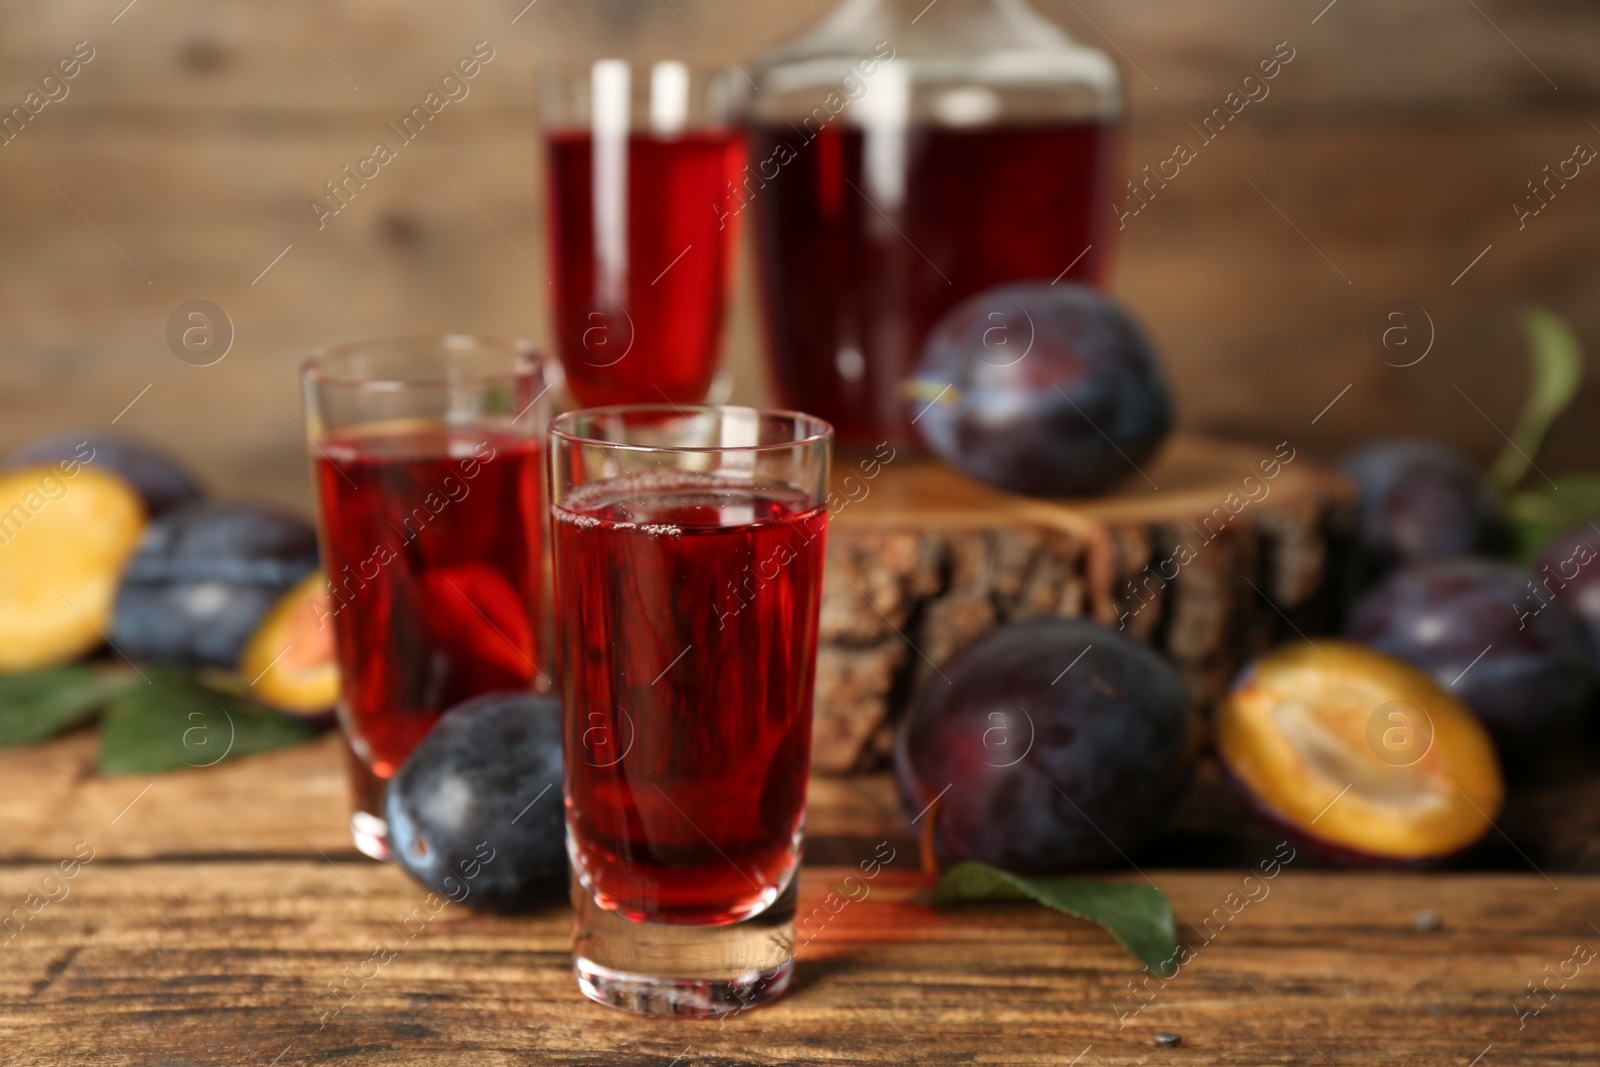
[301,336,559,860]
[540,60,746,407]
[549,405,832,1016]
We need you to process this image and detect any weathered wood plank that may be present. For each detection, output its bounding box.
[4,695,1600,878]
[0,731,911,864]
[0,718,1597,1062]
[0,0,1594,111]
[0,858,1595,1065]
[2,113,1596,517]
[0,1,1597,511]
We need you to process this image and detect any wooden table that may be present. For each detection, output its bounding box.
[2,732,1596,1065]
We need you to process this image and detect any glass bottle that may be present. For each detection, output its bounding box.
[744,0,1125,447]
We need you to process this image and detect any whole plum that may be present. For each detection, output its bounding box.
[385,691,566,910]
[894,617,1199,873]
[7,432,202,516]
[1341,439,1496,571]
[111,502,319,666]
[908,283,1173,497]
[1346,557,1592,766]
[1536,524,1600,678]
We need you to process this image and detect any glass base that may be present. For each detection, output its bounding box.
[345,740,391,860]
[571,872,798,1017]
[350,810,389,860]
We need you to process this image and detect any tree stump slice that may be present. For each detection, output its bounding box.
[811,435,1357,774]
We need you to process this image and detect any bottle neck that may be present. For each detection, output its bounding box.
[874,0,1008,18]
[805,0,1075,54]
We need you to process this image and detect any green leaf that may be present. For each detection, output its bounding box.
[931,861,1179,976]
[1488,308,1584,494]
[98,668,319,774]
[1505,474,1600,562]
[0,666,135,746]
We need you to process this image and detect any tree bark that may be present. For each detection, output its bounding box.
[811,435,1356,774]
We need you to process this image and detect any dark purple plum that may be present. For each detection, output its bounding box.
[7,432,202,516]
[1341,439,1496,571]
[909,283,1173,497]
[110,502,318,667]
[385,691,566,911]
[1346,557,1592,767]
[894,617,1199,873]
[1536,524,1600,678]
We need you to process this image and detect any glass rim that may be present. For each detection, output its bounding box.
[301,334,551,391]
[537,59,747,133]
[550,404,834,455]
[536,58,741,82]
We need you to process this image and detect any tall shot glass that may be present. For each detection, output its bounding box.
[550,405,833,1016]
[541,60,746,407]
[302,336,559,859]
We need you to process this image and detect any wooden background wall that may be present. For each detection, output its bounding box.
[1,0,1597,511]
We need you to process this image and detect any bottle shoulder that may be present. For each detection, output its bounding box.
[758,0,1078,59]
[748,0,1123,123]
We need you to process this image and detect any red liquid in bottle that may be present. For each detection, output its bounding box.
[546,130,747,407]
[554,472,828,925]
[749,121,1121,446]
[313,425,547,781]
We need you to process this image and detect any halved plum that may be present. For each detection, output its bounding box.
[1216,640,1502,864]
[0,466,145,672]
[239,571,339,717]
[421,564,538,687]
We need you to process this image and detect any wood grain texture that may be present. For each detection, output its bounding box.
[0,0,1598,516]
[0,5,1595,1055]
[0,733,1597,1065]
[0,732,915,865]
[5,861,1600,1066]
[9,718,1600,870]
[0,723,1593,1062]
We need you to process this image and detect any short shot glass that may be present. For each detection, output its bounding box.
[549,405,832,1016]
